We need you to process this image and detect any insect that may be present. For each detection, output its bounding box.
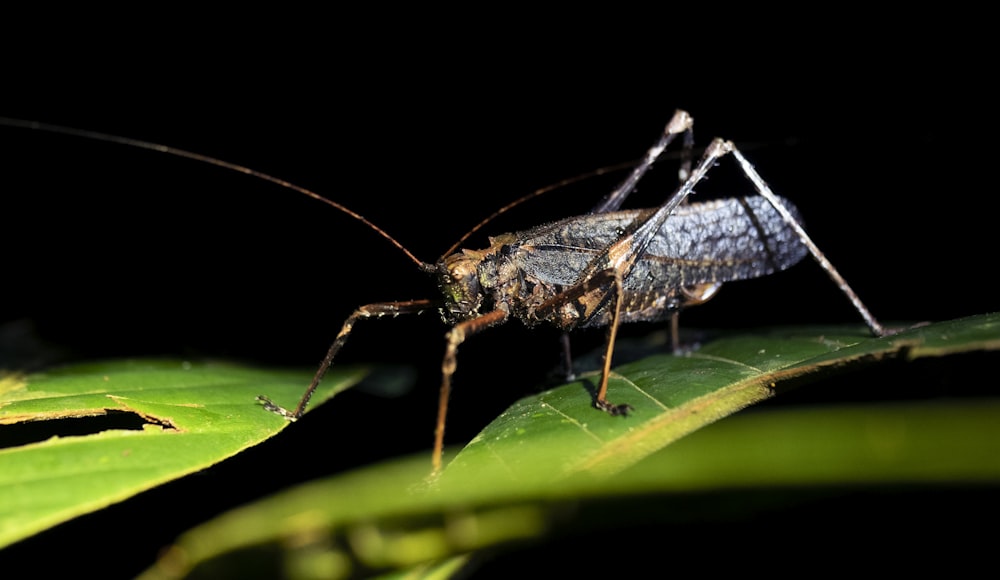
[260,109,888,473]
[1,110,887,474]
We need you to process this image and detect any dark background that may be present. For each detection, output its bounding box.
[1,16,997,577]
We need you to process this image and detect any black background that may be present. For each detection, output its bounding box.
[1,15,997,577]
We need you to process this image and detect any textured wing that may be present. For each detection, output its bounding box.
[512,196,808,288]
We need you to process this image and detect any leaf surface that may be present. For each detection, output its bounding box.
[0,359,368,548]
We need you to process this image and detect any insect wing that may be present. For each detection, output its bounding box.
[506,212,643,287]
[510,196,807,289]
[644,196,809,283]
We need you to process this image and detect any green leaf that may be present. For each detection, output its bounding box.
[136,313,1000,579]
[0,359,369,548]
[447,313,1000,481]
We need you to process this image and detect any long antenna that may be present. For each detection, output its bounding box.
[0,117,427,269]
[438,161,636,260]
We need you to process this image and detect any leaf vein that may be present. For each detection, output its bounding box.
[539,400,605,443]
[609,371,670,410]
[687,352,764,373]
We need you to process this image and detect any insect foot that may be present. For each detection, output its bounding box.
[256,396,298,421]
[594,398,634,416]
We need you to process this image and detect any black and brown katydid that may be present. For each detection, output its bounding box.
[0,110,887,474]
[257,108,888,473]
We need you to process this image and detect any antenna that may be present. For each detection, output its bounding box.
[0,117,428,269]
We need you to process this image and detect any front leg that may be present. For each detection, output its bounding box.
[432,307,509,474]
[258,299,439,420]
